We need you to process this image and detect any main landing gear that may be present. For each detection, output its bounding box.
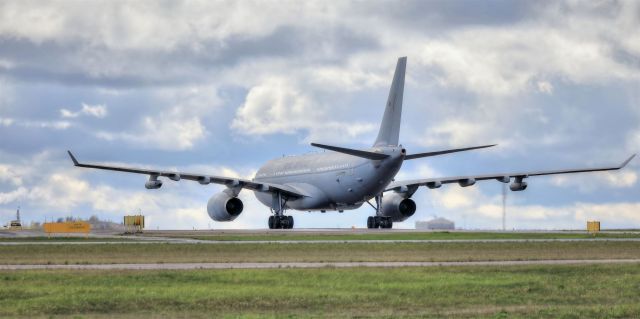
[365,194,393,229]
[367,216,393,229]
[268,192,294,229]
[268,215,294,229]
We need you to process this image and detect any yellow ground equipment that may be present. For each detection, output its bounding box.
[587,221,600,233]
[43,221,91,237]
[124,215,145,233]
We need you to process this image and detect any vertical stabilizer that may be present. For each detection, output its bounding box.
[374,57,406,147]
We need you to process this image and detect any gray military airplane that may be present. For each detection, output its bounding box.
[68,57,635,229]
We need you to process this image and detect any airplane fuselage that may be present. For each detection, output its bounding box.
[253,146,406,211]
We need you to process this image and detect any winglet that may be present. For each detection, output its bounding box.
[67,150,80,166]
[619,154,636,169]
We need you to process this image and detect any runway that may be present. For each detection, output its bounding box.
[2,237,640,245]
[2,259,639,270]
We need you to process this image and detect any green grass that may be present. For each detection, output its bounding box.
[146,230,640,241]
[1,264,639,318]
[1,241,640,265]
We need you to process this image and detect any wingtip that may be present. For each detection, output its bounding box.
[620,154,636,168]
[67,150,79,166]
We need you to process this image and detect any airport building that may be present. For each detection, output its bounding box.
[415,217,455,230]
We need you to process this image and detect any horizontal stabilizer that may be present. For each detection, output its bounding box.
[405,144,497,160]
[310,143,389,160]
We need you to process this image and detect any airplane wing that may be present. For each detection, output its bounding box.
[386,154,636,195]
[67,151,308,198]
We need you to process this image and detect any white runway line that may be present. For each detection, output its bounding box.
[1,259,640,270]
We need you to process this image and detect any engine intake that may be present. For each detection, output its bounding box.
[207,192,244,221]
[379,193,416,222]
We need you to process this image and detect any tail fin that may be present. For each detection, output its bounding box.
[374,57,406,147]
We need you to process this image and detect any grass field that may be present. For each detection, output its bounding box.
[1,241,639,265]
[144,230,640,241]
[1,264,639,318]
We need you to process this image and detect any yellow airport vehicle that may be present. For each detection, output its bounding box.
[124,215,145,233]
[587,221,600,233]
[43,221,91,237]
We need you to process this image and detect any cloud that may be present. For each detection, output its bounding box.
[537,81,553,94]
[551,171,638,192]
[97,114,207,151]
[0,164,23,186]
[0,117,71,130]
[231,77,377,142]
[0,117,14,126]
[0,187,27,205]
[414,2,640,97]
[94,85,222,150]
[60,103,107,118]
[416,179,640,229]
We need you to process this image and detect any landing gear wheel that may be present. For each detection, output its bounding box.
[367,216,374,229]
[281,217,290,229]
[287,216,294,229]
[374,216,381,228]
[268,215,295,229]
[268,216,275,229]
[367,216,393,229]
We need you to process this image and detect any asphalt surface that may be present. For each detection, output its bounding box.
[2,237,640,245]
[1,259,639,270]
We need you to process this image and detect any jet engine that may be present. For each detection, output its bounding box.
[207,192,244,221]
[510,181,528,191]
[145,180,162,189]
[458,178,476,187]
[379,193,416,222]
[510,176,528,191]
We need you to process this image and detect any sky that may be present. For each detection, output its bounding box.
[0,0,638,230]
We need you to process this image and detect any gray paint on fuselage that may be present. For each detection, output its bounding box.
[253,146,405,211]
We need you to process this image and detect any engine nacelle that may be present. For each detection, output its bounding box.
[510,182,528,191]
[145,180,163,189]
[458,178,476,187]
[207,192,244,221]
[379,193,416,222]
